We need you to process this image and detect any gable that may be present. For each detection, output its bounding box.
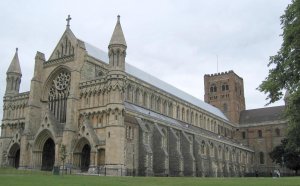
[48,28,78,61]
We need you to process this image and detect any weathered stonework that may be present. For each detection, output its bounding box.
[0,16,269,177]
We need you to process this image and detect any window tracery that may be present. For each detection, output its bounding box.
[48,71,71,123]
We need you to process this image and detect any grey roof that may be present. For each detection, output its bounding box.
[82,42,228,121]
[85,42,109,62]
[239,106,285,124]
[7,49,22,74]
[109,16,127,46]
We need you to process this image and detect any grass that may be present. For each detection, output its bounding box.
[0,168,299,186]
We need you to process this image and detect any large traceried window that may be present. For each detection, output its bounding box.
[48,71,70,123]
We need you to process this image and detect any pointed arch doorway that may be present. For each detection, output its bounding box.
[41,138,55,171]
[73,138,91,172]
[81,144,91,172]
[8,143,20,168]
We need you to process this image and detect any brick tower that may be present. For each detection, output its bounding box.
[204,70,245,124]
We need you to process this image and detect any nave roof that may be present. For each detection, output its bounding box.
[83,41,228,121]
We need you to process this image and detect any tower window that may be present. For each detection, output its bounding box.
[222,84,229,91]
[210,84,217,93]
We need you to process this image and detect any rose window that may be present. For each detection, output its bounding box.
[54,72,71,91]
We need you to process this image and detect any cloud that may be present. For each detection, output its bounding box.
[0,0,291,124]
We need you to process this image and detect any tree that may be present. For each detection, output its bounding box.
[258,0,300,152]
[60,144,67,176]
[269,139,300,175]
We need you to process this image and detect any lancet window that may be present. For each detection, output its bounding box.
[48,71,71,123]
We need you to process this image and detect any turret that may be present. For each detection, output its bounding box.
[108,15,127,71]
[103,16,128,173]
[5,48,22,96]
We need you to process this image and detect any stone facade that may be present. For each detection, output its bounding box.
[0,16,271,177]
[204,72,289,176]
[236,106,289,175]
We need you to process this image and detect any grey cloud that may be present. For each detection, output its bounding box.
[0,0,291,123]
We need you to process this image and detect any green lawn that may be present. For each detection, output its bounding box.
[0,168,299,186]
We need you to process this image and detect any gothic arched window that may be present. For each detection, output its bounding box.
[134,88,139,104]
[126,85,132,101]
[201,141,205,155]
[156,98,161,112]
[186,109,190,123]
[182,108,185,121]
[168,103,173,117]
[176,106,180,119]
[48,71,71,123]
[162,101,167,115]
[143,92,148,107]
[150,95,155,110]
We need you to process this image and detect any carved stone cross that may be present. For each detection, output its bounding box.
[66,15,72,27]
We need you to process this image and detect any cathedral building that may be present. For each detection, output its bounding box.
[204,71,288,176]
[0,15,287,176]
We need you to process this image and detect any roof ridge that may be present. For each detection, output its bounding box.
[82,40,228,121]
[242,105,285,112]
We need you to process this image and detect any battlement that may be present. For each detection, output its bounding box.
[204,70,243,80]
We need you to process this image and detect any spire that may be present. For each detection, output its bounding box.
[7,48,22,75]
[109,15,127,47]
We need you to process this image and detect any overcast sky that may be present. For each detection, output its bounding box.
[0,0,291,122]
